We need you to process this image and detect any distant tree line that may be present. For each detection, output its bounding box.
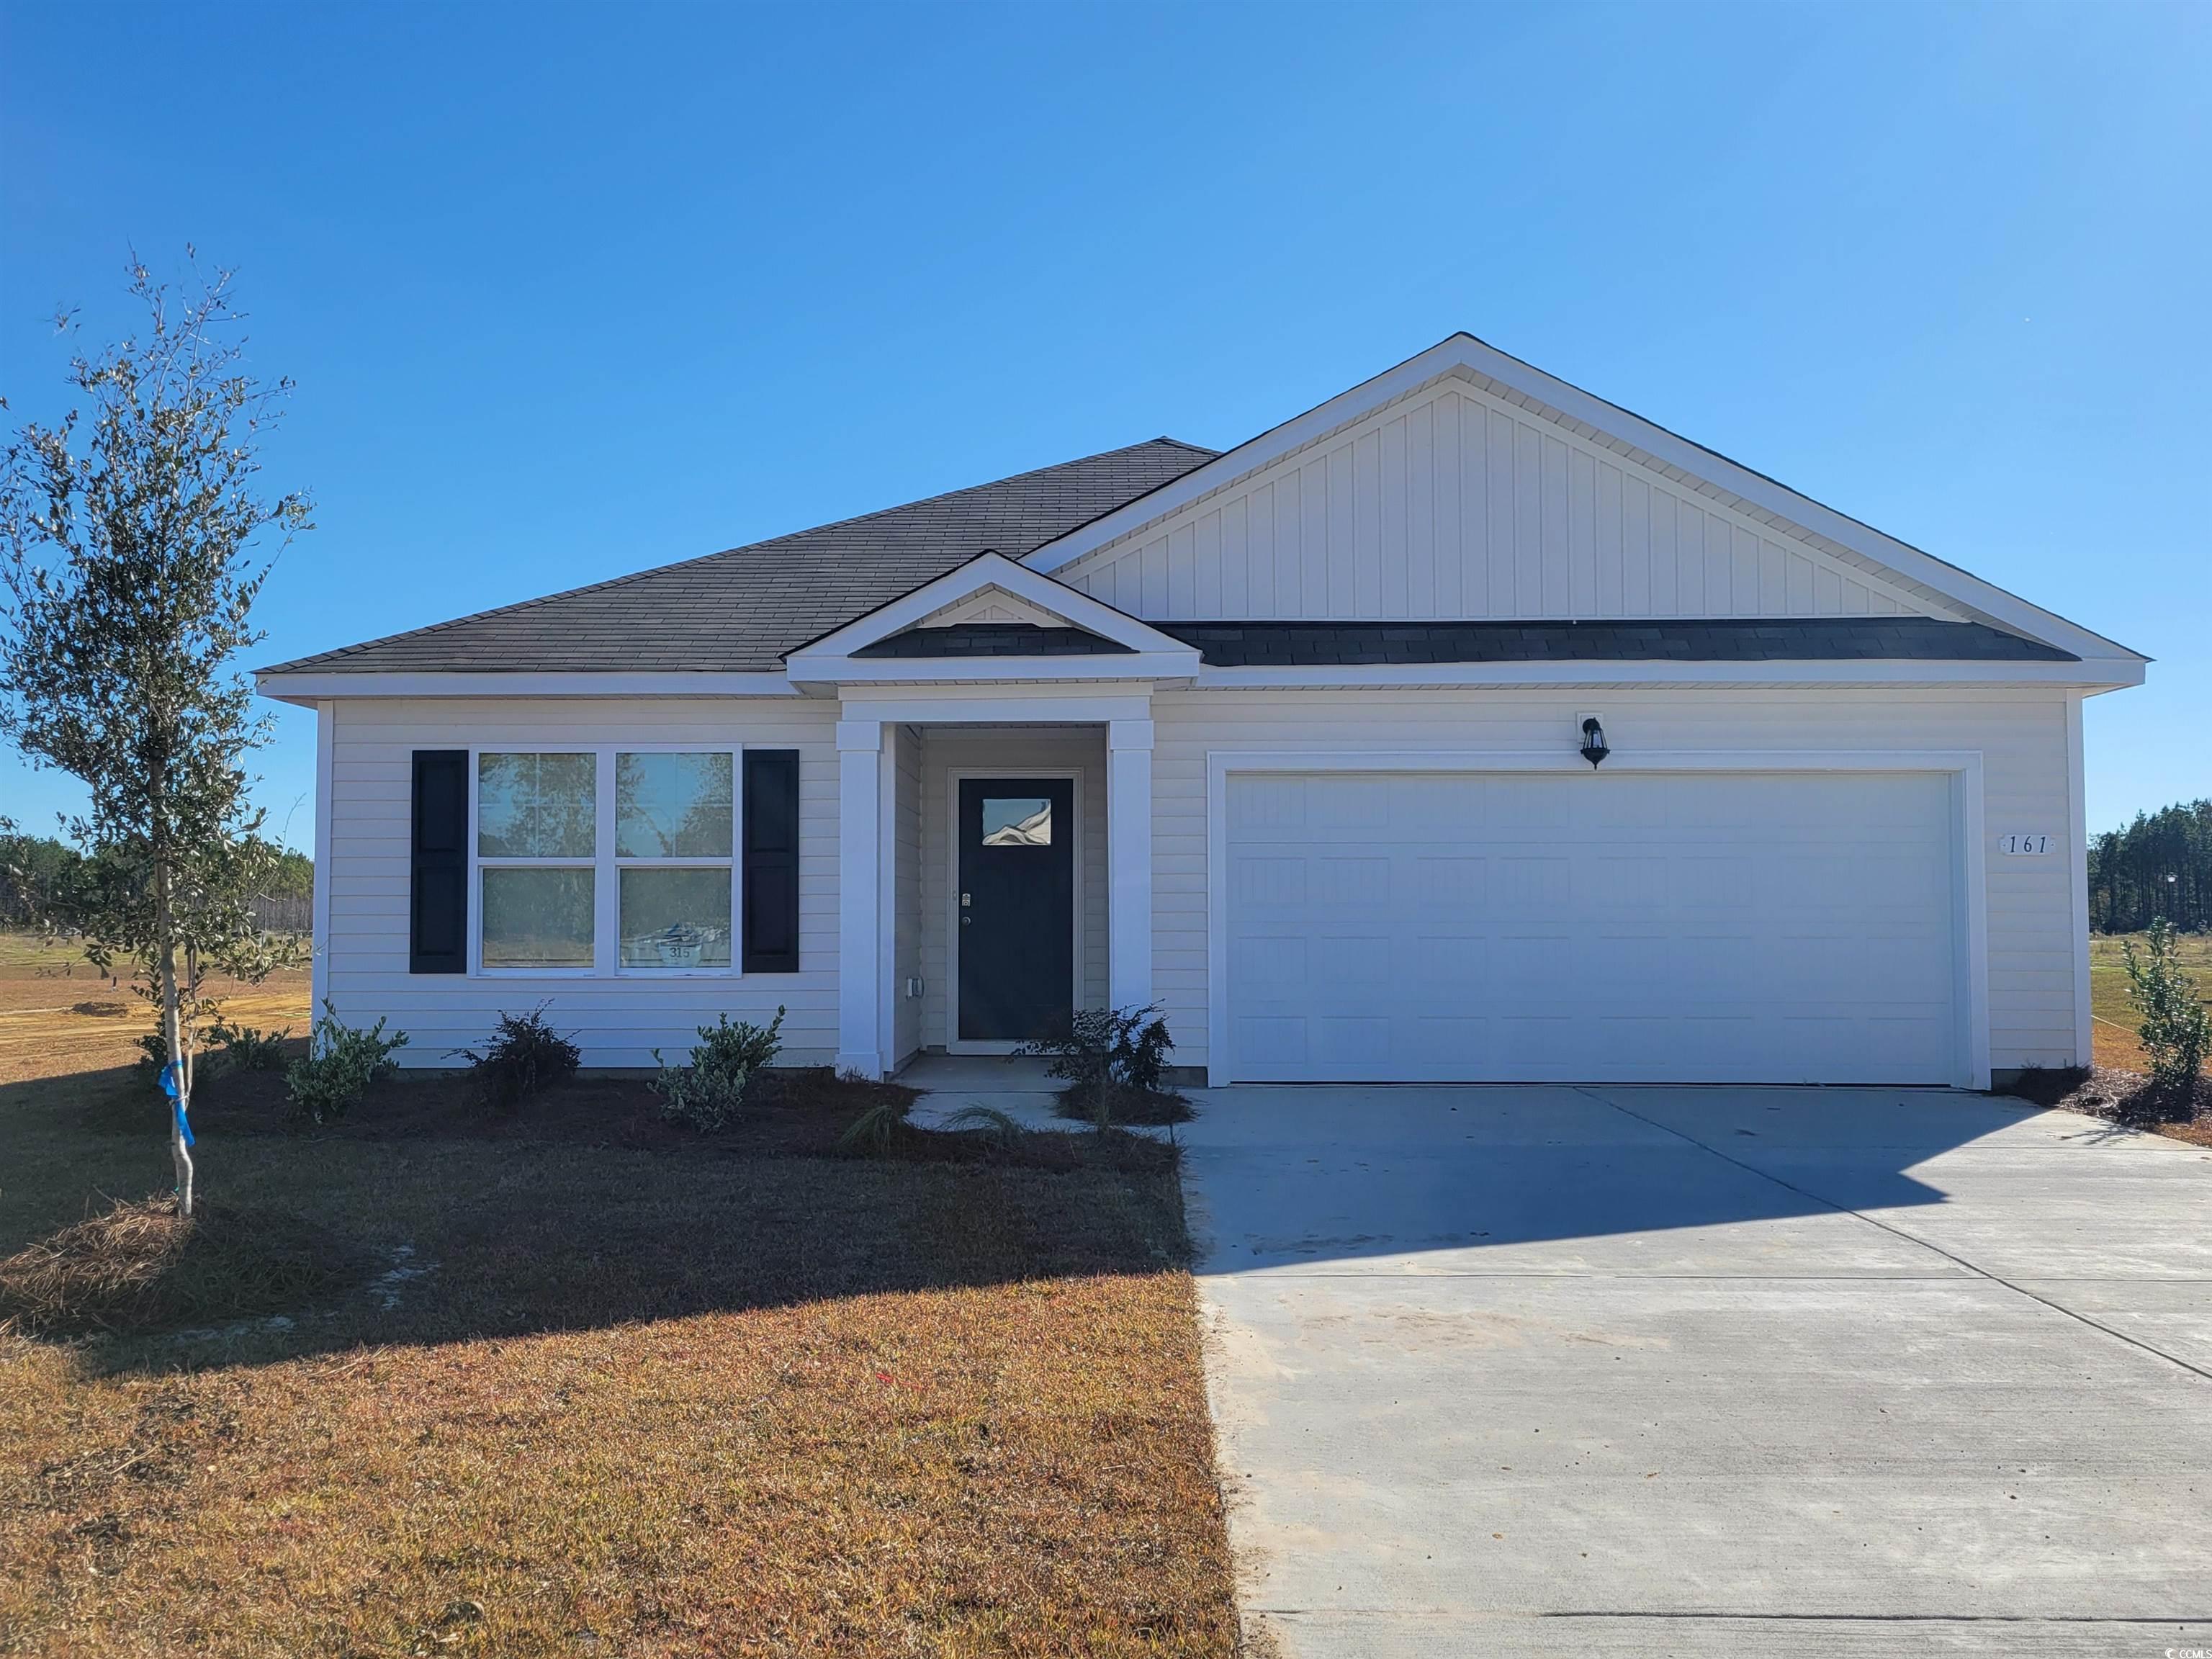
[0,831,310,932]
[2089,799,2210,935]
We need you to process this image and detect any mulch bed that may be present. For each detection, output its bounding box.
[2000,1063,2212,1147]
[169,1056,1183,1172]
[1049,1082,1197,1127]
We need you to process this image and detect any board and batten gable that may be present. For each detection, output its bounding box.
[325,696,842,1068]
[1146,684,2086,1078]
[1053,375,1964,625]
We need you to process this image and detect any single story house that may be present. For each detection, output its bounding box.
[257,336,2145,1089]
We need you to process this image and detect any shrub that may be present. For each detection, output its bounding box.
[459,1003,580,1112]
[210,1018,293,1073]
[2122,918,2209,1119]
[286,999,408,1123]
[1021,1004,1176,1128]
[652,1006,784,1133]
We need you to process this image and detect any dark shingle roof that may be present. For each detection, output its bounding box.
[261,439,1217,674]
[1155,619,2076,666]
[856,624,1134,658]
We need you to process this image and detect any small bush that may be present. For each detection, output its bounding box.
[459,1003,581,1112]
[210,1018,293,1073]
[652,1006,784,1133]
[1022,1004,1179,1128]
[2122,918,2210,1119]
[286,999,409,1123]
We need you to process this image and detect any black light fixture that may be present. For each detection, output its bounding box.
[1579,716,1610,768]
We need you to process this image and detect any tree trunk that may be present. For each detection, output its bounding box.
[155,861,195,1215]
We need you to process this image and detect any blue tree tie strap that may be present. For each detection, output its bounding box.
[160,1061,194,1147]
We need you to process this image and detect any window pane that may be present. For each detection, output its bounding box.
[617,752,733,858]
[981,796,1052,848]
[479,752,597,858]
[481,868,595,967]
[620,868,733,968]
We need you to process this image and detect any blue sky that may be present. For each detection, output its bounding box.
[3,1,2206,850]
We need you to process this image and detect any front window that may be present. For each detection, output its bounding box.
[616,752,733,968]
[478,752,596,966]
[473,748,739,972]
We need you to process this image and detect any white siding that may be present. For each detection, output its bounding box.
[1059,382,1957,624]
[918,726,1109,1047]
[1148,687,2080,1076]
[325,696,840,1068]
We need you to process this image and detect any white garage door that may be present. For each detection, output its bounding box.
[1223,770,1962,1084]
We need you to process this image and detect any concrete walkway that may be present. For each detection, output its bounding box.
[1178,1084,2212,1657]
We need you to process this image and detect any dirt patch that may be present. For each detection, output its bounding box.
[2000,1063,2212,1147]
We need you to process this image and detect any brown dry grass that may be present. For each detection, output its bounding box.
[0,932,310,1087]
[0,950,1238,1658]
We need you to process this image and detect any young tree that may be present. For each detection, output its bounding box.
[1,255,311,1213]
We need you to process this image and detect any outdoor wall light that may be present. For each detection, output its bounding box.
[1579,716,1610,768]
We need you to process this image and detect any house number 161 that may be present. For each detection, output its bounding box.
[1997,834,2057,855]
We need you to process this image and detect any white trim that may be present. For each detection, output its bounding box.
[1193,658,2144,691]
[2067,692,2093,1066]
[810,651,1200,686]
[943,767,1084,1055]
[832,688,1158,726]
[256,670,799,704]
[1203,747,1991,1091]
[784,551,1200,680]
[310,701,334,1018]
[1107,719,1154,1014]
[837,717,884,1076]
[1021,336,2144,669]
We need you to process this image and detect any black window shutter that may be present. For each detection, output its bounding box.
[742,749,801,973]
[410,750,469,974]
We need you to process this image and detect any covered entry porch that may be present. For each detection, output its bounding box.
[830,692,1159,1079]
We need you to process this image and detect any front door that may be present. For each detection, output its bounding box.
[958,777,1076,1042]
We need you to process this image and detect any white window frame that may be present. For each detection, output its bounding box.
[468,743,745,979]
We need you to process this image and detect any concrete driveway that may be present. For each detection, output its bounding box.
[1177,1085,2212,1657]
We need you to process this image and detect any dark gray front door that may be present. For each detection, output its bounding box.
[958,778,1076,1041]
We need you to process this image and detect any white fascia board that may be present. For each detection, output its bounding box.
[1022,335,2146,669]
[791,650,1199,688]
[1194,657,2146,691]
[787,551,1193,662]
[254,670,801,706]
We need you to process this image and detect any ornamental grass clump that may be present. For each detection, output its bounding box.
[652,1006,784,1132]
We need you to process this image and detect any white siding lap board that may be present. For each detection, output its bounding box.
[325,696,841,1068]
[1216,763,1972,1086]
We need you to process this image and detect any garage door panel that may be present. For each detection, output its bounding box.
[1312,857,1388,908]
[1224,770,1961,1084]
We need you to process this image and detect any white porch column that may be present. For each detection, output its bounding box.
[836,716,885,1077]
[1107,717,1154,1012]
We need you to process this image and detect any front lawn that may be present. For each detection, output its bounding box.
[0,1038,1237,1655]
